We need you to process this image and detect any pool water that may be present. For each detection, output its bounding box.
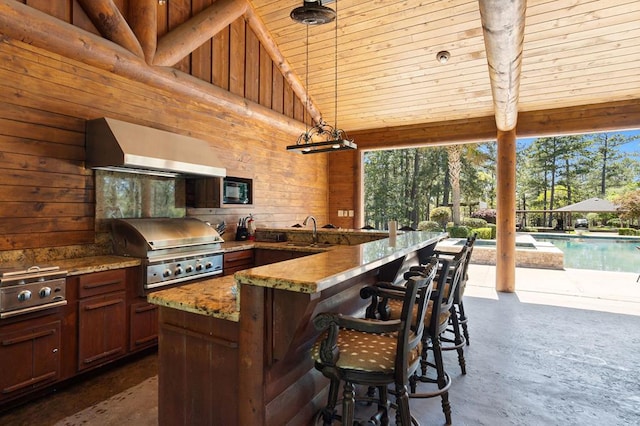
[533,235,640,273]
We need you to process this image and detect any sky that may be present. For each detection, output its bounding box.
[518,129,640,154]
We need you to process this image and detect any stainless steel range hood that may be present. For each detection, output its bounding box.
[86,117,226,178]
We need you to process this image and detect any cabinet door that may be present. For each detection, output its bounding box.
[129,300,158,352]
[0,320,61,397]
[223,249,255,275]
[78,292,126,371]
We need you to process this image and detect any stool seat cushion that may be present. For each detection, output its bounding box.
[311,329,421,374]
[386,299,451,326]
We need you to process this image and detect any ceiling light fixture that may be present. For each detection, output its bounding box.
[436,50,451,64]
[287,0,356,154]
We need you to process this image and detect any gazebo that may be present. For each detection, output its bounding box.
[554,197,619,228]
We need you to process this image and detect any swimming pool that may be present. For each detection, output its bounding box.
[533,234,640,273]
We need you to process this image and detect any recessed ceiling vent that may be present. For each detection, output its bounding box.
[290,1,336,25]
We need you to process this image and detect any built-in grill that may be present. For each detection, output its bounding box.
[111,218,224,291]
[0,266,67,319]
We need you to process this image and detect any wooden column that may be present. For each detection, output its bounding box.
[496,129,516,292]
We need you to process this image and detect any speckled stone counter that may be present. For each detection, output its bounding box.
[54,255,142,276]
[235,231,447,294]
[148,275,238,321]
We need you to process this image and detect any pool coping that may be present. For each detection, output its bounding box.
[436,233,564,270]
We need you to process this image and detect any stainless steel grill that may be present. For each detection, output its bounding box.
[0,265,67,319]
[111,218,224,291]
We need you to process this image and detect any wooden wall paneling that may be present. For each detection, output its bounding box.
[168,0,191,74]
[283,81,294,118]
[192,37,213,83]
[259,44,272,108]
[71,0,100,34]
[25,0,71,22]
[229,18,246,97]
[0,5,332,250]
[212,26,230,90]
[245,27,260,103]
[157,0,169,37]
[272,64,284,114]
[293,95,304,122]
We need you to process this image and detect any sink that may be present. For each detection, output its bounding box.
[285,242,334,249]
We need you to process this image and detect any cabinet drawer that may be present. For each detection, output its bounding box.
[224,250,254,275]
[224,249,254,263]
[78,269,126,299]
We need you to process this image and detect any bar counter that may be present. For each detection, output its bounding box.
[149,231,446,425]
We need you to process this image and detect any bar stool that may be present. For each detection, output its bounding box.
[311,259,437,425]
[435,233,476,345]
[365,250,468,425]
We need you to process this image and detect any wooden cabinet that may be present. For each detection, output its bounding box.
[254,248,311,266]
[223,249,255,275]
[77,270,127,371]
[0,318,61,401]
[129,300,158,351]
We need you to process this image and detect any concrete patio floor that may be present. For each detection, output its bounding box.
[1,264,639,425]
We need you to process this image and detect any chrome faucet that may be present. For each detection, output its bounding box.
[303,215,318,245]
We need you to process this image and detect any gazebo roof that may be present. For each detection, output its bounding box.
[554,197,618,213]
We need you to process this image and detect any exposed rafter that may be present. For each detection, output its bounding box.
[76,0,144,59]
[154,0,248,66]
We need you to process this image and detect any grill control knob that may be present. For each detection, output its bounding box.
[18,290,32,302]
[195,264,204,271]
[205,262,213,269]
[39,287,52,298]
[175,266,184,275]
[163,269,172,278]
[185,265,194,273]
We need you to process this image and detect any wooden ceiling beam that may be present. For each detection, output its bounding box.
[244,5,323,126]
[128,0,157,64]
[153,0,248,66]
[76,0,144,59]
[478,0,526,131]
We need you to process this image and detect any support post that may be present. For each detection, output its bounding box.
[496,129,516,292]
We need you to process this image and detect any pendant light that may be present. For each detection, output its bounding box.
[287,0,356,154]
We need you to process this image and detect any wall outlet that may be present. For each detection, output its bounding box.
[348,210,354,217]
[338,210,344,217]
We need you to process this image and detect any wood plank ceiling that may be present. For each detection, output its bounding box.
[249,0,640,134]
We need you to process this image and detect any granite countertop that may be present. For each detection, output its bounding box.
[146,231,446,320]
[54,255,142,276]
[147,275,239,322]
[235,231,447,294]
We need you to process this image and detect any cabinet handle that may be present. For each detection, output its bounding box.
[2,329,56,346]
[82,347,123,364]
[2,371,57,394]
[134,304,158,314]
[84,298,123,311]
[134,335,158,346]
[82,279,122,290]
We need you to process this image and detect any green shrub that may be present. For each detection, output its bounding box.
[487,223,497,239]
[607,218,622,227]
[462,217,488,228]
[471,227,492,239]
[430,207,451,229]
[618,228,638,236]
[417,220,442,231]
[447,225,471,238]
